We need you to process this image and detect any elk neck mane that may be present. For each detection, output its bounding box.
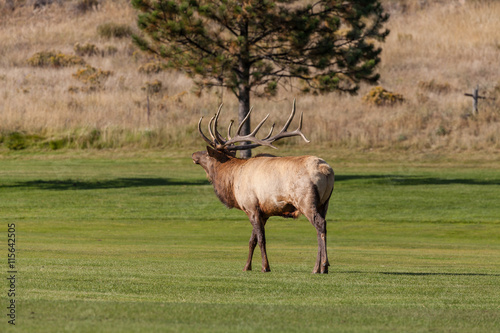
[210,156,244,210]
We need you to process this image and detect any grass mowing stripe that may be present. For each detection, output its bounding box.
[18,300,500,333]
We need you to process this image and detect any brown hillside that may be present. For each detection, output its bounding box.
[0,0,499,151]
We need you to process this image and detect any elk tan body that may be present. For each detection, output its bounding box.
[192,101,334,273]
[194,151,334,216]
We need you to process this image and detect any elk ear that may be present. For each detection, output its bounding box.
[206,146,231,162]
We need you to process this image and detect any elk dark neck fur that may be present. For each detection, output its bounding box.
[210,157,243,210]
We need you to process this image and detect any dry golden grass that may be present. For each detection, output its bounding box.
[0,0,499,151]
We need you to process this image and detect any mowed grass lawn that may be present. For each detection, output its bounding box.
[1,150,499,332]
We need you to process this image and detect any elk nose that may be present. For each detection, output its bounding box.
[192,152,202,164]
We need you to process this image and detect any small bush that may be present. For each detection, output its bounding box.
[73,65,112,86]
[397,134,408,142]
[49,138,69,150]
[27,50,85,68]
[97,23,132,39]
[418,80,452,94]
[74,42,100,56]
[5,132,27,150]
[79,129,102,148]
[436,125,450,136]
[397,33,413,43]
[102,45,118,56]
[142,80,163,94]
[138,62,164,74]
[72,0,101,14]
[68,86,80,93]
[362,86,405,107]
[33,0,54,10]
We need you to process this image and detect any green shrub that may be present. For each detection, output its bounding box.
[27,50,85,68]
[102,45,118,56]
[79,129,102,148]
[97,23,132,39]
[49,138,69,150]
[5,132,27,150]
[74,42,100,56]
[72,0,101,14]
[436,125,450,136]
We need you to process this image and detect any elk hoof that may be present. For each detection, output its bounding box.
[312,266,328,274]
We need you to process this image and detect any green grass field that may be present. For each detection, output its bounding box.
[1,150,499,332]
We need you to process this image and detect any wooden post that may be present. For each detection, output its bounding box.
[464,85,487,115]
[146,89,151,127]
[472,85,478,115]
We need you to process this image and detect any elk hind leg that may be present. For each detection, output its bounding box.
[256,219,270,272]
[308,210,329,274]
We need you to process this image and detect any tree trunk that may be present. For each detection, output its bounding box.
[237,19,252,159]
[238,85,251,159]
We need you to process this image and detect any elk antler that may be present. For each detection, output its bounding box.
[197,99,310,151]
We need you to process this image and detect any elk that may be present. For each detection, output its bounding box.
[192,101,334,274]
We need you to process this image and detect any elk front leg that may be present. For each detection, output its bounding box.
[243,230,257,271]
[245,212,270,272]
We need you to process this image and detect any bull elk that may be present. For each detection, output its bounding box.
[192,100,334,274]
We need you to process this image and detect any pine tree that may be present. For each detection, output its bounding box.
[132,0,389,157]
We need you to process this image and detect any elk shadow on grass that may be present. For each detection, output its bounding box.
[3,177,210,190]
[335,175,500,186]
[339,270,500,277]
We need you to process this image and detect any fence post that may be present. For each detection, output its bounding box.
[464,85,486,115]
